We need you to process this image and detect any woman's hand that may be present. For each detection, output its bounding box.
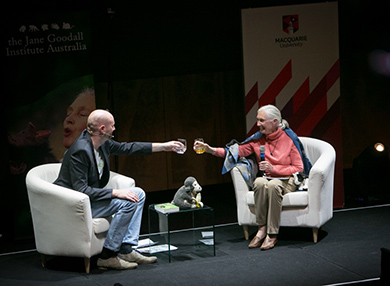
[259,161,274,173]
[193,140,215,154]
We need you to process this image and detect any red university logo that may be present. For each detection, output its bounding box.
[283,15,299,35]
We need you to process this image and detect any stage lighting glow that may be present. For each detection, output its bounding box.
[374,143,385,152]
[352,142,390,203]
[368,49,390,76]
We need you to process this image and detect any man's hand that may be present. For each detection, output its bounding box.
[112,189,140,202]
[152,141,184,152]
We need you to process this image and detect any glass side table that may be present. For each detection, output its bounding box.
[147,204,215,262]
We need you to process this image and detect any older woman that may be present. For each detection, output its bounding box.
[194,104,304,250]
[63,87,96,149]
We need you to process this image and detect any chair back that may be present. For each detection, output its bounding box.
[27,163,62,183]
[299,137,335,167]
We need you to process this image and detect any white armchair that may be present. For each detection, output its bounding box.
[230,137,336,243]
[25,163,135,273]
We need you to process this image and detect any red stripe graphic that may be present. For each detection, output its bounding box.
[283,77,310,121]
[246,60,292,136]
[247,121,259,137]
[245,82,258,114]
[293,77,310,113]
[258,60,292,108]
[245,59,340,137]
[296,96,328,136]
[287,59,339,134]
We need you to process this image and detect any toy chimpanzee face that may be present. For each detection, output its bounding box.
[192,180,202,192]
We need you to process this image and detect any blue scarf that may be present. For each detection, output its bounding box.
[221,129,312,188]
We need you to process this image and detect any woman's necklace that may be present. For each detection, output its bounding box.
[270,137,280,156]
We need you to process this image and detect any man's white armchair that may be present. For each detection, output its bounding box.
[230,137,336,243]
[25,163,135,273]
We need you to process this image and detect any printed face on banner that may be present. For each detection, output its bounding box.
[283,15,299,35]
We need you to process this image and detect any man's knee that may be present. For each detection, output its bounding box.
[133,187,145,202]
[112,199,137,215]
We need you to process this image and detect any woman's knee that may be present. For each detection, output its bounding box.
[267,180,284,196]
[253,177,268,193]
[267,179,283,189]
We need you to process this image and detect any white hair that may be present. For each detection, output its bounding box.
[258,104,289,130]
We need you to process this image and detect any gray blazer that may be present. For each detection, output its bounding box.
[54,129,152,201]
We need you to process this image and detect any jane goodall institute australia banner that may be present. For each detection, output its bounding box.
[2,10,95,241]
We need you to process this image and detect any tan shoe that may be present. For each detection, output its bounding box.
[260,236,278,250]
[248,235,265,248]
[97,256,138,270]
[120,250,157,265]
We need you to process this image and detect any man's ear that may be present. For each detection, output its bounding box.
[99,124,107,134]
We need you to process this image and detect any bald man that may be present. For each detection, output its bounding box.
[54,109,184,270]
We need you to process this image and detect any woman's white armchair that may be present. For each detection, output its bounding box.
[230,137,336,243]
[25,163,135,273]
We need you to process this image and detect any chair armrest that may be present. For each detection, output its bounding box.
[231,167,256,225]
[231,167,250,201]
[107,171,136,189]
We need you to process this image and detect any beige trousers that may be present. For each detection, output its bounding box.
[253,176,297,234]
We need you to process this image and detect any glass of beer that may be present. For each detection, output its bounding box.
[194,138,206,154]
[177,139,187,154]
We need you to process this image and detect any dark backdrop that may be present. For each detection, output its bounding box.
[1,0,390,245]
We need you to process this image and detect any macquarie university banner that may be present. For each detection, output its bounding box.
[3,10,95,241]
[241,2,344,208]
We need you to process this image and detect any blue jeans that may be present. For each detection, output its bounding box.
[90,187,145,252]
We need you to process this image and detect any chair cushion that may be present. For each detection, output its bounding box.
[246,190,308,207]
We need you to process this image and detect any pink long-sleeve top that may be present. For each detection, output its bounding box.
[214,128,303,177]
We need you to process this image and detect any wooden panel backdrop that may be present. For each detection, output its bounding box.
[96,70,245,192]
